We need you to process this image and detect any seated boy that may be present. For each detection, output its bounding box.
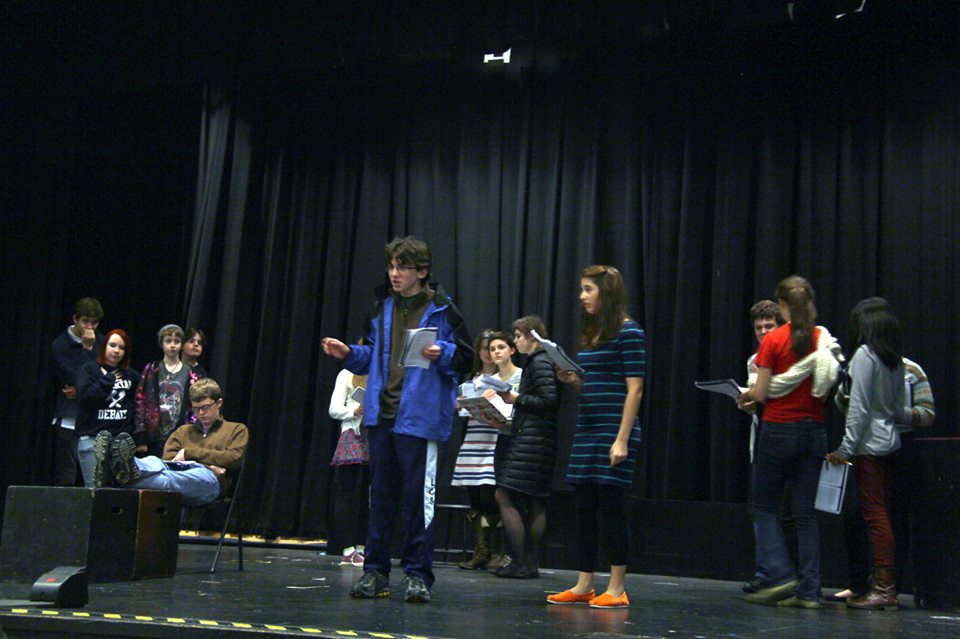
[94,378,248,507]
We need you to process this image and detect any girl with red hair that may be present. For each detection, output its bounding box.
[75,329,140,487]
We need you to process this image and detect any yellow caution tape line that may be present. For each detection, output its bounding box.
[0,607,439,638]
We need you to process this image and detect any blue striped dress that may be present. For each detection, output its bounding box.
[566,320,646,488]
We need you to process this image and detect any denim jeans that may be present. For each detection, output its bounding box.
[77,435,96,488]
[751,420,826,600]
[129,457,223,507]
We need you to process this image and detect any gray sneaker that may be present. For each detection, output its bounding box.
[93,431,114,488]
[110,433,140,486]
[403,574,431,603]
[350,570,390,598]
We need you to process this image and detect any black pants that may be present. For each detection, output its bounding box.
[53,426,80,486]
[333,463,370,552]
[574,483,631,571]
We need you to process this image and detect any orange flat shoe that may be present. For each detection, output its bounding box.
[588,592,630,608]
[547,589,595,605]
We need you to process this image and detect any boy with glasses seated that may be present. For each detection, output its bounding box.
[93,378,248,507]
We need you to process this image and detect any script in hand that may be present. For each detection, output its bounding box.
[814,461,849,515]
[694,379,747,400]
[350,386,365,403]
[474,374,513,393]
[530,330,584,374]
[457,395,511,426]
[399,327,439,368]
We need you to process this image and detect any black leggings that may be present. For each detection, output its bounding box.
[574,483,631,571]
[333,463,370,549]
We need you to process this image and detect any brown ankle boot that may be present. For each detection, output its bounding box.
[847,567,898,611]
[458,510,491,570]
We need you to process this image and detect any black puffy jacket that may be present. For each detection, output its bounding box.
[498,348,561,496]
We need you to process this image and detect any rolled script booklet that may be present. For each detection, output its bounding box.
[694,379,747,400]
[530,330,584,374]
[400,327,438,368]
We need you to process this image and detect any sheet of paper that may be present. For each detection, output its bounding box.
[814,461,849,515]
[400,327,438,368]
[475,374,512,393]
[350,386,365,403]
[530,330,584,374]
[694,379,747,400]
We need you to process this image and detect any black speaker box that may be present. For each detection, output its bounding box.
[30,566,88,608]
[0,486,181,582]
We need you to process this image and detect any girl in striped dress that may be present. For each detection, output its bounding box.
[547,265,645,609]
[451,330,500,568]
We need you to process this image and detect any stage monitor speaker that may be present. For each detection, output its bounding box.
[29,566,88,608]
[1,486,181,582]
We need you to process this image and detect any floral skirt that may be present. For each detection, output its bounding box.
[331,428,369,466]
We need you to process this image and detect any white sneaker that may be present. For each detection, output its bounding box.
[339,546,357,565]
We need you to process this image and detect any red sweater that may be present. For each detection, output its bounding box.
[755,324,825,423]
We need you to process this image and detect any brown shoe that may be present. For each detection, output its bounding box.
[847,567,898,611]
[458,510,490,570]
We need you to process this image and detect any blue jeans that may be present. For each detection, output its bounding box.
[128,457,223,507]
[77,435,96,488]
[751,420,826,600]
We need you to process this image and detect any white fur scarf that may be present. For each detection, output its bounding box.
[767,326,844,399]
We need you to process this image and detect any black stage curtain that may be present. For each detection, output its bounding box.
[1,34,200,518]
[4,6,958,539]
[179,18,960,537]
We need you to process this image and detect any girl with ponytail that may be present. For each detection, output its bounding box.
[737,275,836,608]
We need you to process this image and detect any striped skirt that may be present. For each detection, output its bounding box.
[565,422,641,488]
[451,420,500,486]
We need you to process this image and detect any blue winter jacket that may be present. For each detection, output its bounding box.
[343,284,473,442]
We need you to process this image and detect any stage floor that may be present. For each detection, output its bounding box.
[1,545,958,639]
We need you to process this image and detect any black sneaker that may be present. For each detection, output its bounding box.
[93,431,114,488]
[494,561,536,579]
[403,574,431,603]
[350,570,390,598]
[111,433,140,486]
[488,554,513,574]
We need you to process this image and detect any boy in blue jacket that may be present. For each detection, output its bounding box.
[323,236,472,603]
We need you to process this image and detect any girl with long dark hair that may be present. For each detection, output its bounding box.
[826,297,905,610]
[547,265,645,609]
